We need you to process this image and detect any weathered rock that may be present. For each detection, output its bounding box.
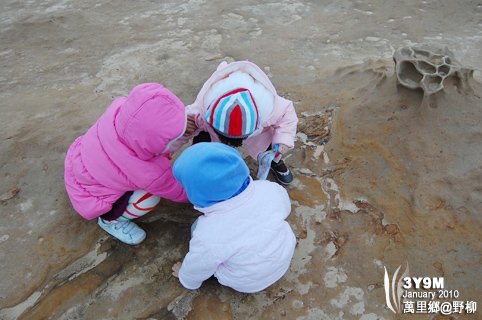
[1,1,482,319]
[393,45,474,95]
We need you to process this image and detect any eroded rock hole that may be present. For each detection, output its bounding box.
[413,48,430,59]
[438,64,450,76]
[424,75,443,91]
[417,61,436,74]
[399,61,423,86]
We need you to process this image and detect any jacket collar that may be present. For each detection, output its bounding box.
[194,177,255,215]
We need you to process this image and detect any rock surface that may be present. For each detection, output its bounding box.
[1,0,481,319]
[393,45,474,95]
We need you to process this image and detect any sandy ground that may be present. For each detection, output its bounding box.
[0,0,481,319]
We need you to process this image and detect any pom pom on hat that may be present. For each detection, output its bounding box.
[205,88,260,138]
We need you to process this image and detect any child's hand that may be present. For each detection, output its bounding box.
[185,114,197,136]
[277,143,289,154]
[172,262,182,278]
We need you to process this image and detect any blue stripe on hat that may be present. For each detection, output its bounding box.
[214,95,230,131]
[240,91,256,134]
[240,99,247,135]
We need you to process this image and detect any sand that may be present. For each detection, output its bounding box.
[0,0,481,319]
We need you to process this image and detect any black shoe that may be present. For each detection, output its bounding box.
[270,160,293,185]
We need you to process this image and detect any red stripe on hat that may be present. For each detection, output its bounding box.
[210,88,249,126]
[228,104,243,137]
[247,90,259,130]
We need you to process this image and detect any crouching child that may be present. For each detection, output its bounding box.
[171,142,296,293]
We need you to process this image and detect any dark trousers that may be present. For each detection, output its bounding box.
[193,131,272,152]
[100,191,133,221]
[192,131,212,144]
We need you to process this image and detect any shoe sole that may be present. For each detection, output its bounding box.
[126,233,146,245]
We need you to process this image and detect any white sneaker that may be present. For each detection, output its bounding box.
[98,218,146,245]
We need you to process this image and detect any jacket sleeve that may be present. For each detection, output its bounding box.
[271,100,298,149]
[169,103,205,151]
[275,183,292,219]
[178,237,220,290]
[145,157,189,202]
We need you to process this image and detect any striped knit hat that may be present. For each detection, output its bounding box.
[205,88,260,138]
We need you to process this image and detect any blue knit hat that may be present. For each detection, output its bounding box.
[173,142,250,208]
[205,88,260,138]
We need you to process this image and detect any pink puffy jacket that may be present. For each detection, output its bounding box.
[64,83,188,220]
[178,61,298,159]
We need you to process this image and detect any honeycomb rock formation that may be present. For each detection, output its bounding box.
[393,45,471,95]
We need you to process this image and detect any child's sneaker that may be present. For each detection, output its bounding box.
[98,218,146,245]
[270,160,293,185]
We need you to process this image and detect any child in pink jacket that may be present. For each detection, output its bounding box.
[171,142,296,292]
[181,60,298,185]
[64,83,189,245]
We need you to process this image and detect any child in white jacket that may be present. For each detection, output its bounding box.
[171,142,296,293]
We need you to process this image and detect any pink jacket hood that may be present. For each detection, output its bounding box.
[114,83,187,160]
[64,83,188,220]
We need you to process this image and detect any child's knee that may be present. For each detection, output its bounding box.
[129,190,161,208]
